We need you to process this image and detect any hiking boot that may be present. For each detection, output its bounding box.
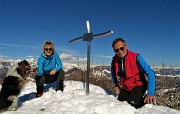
[36,86,44,97]
[56,80,64,92]
[36,93,43,98]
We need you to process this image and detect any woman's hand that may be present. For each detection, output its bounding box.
[50,69,56,75]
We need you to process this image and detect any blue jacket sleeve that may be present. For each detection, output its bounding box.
[111,60,118,85]
[54,53,62,72]
[37,57,44,76]
[137,55,156,96]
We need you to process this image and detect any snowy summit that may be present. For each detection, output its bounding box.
[0,81,179,114]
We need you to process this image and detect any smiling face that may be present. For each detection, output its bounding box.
[43,41,55,56]
[113,40,128,58]
[44,44,53,56]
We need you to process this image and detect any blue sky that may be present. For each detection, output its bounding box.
[0,0,179,66]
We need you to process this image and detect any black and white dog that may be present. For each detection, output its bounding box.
[0,60,36,112]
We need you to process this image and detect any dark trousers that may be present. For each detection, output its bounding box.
[35,69,65,93]
[117,86,146,109]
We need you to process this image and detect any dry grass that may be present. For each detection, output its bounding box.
[65,72,114,92]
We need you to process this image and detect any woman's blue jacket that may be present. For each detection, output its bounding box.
[37,53,62,76]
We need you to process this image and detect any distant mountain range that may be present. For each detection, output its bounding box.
[0,58,180,81]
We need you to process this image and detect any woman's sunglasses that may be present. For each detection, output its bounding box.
[44,48,53,51]
[114,47,125,52]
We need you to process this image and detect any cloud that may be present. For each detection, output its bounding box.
[56,45,82,56]
[26,55,39,59]
[0,43,40,49]
[26,55,35,58]
[93,55,112,59]
[59,53,112,66]
[60,53,87,62]
[0,55,8,59]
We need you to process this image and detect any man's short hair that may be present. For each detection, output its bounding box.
[112,38,125,47]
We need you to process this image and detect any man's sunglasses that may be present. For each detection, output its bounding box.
[44,48,53,51]
[114,47,125,52]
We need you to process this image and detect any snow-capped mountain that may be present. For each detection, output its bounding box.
[1,58,180,78]
[0,58,112,80]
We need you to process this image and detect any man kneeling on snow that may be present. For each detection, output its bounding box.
[111,38,156,109]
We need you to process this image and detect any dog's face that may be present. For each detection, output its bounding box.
[16,60,31,79]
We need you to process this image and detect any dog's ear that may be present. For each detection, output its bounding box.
[23,60,30,66]
[18,61,24,67]
[18,62,20,66]
[23,60,28,64]
[24,60,29,65]
[16,67,21,75]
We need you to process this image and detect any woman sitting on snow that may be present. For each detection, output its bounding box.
[35,40,64,97]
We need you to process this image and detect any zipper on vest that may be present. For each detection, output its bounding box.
[118,57,126,78]
[121,58,124,71]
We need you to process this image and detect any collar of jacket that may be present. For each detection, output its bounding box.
[42,53,53,59]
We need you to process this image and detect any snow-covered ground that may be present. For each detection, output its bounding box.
[0,81,179,114]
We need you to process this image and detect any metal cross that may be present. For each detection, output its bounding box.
[69,21,113,95]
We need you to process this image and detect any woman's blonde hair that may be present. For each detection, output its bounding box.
[42,40,55,54]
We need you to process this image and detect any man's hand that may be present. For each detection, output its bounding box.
[114,87,120,95]
[144,95,155,104]
[50,69,56,75]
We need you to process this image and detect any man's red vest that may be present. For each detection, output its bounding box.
[113,50,144,91]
